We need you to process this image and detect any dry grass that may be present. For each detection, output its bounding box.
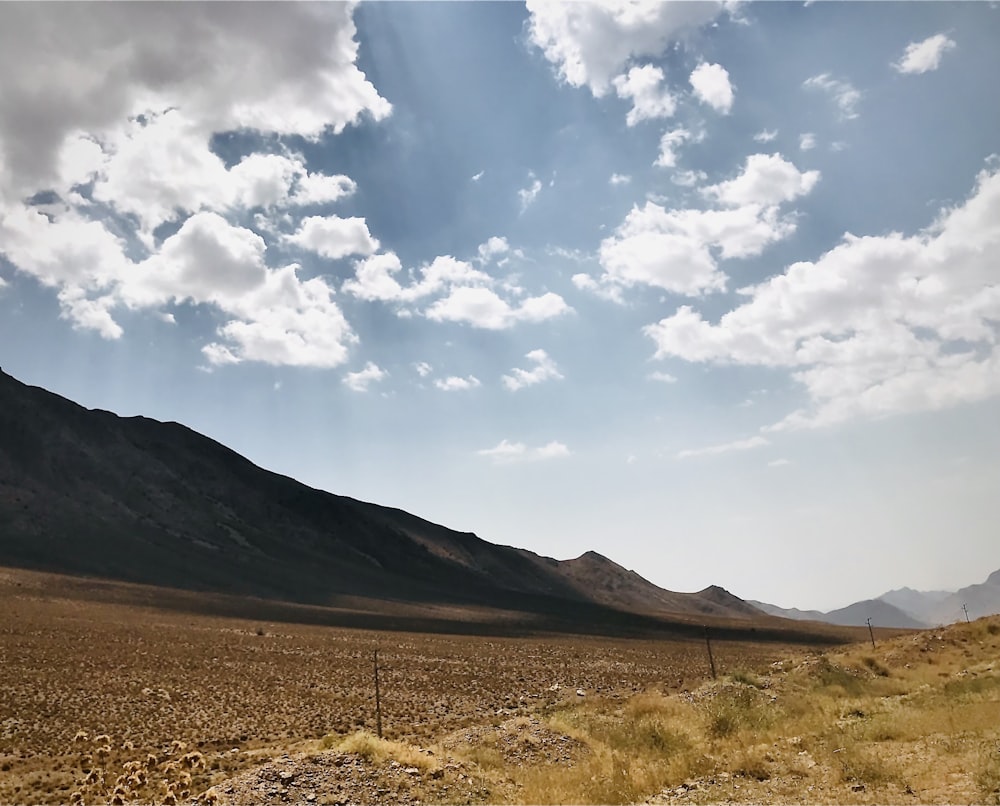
[0,567,801,805]
[450,614,1000,804]
[322,731,438,773]
[5,564,997,805]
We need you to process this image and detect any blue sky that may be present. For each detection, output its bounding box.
[1,2,998,612]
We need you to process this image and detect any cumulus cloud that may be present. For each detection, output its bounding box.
[654,128,695,169]
[0,202,358,367]
[434,375,481,392]
[502,349,564,391]
[78,110,362,245]
[343,253,488,303]
[613,64,677,126]
[577,152,819,301]
[753,129,778,143]
[644,163,1000,430]
[804,73,861,119]
[288,216,379,261]
[343,361,387,392]
[703,153,820,207]
[0,3,390,197]
[426,287,570,330]
[799,133,816,151]
[677,435,768,459]
[893,33,956,74]
[610,173,632,185]
[689,62,734,114]
[413,361,432,377]
[525,0,726,97]
[477,439,571,464]
[0,3,390,370]
[343,251,570,330]
[477,236,510,264]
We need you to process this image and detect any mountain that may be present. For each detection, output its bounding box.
[752,568,1000,631]
[748,598,924,629]
[925,570,1000,626]
[821,598,927,629]
[878,586,951,624]
[0,368,799,639]
[746,600,827,622]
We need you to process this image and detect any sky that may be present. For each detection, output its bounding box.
[1,2,998,613]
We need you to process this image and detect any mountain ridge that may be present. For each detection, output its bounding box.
[751,569,1000,629]
[0,368,810,639]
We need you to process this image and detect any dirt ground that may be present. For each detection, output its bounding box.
[0,567,808,805]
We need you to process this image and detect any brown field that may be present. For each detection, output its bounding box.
[0,567,820,805]
[6,567,996,806]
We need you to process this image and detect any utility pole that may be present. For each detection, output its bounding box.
[866,617,876,650]
[962,603,970,623]
[704,626,717,680]
[373,649,383,739]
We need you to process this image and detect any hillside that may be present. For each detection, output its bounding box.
[0,368,789,637]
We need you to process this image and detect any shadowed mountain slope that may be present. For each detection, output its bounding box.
[0,368,804,638]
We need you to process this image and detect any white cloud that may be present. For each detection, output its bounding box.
[477,439,571,464]
[689,62,734,114]
[768,458,792,468]
[291,173,357,206]
[503,349,564,391]
[648,371,677,383]
[344,253,490,302]
[803,73,861,120]
[671,169,707,188]
[426,286,570,330]
[0,3,390,198]
[799,133,816,151]
[597,203,725,295]
[753,129,778,143]
[0,4,392,370]
[613,65,676,126]
[893,33,956,75]
[645,163,1000,430]
[343,361,387,392]
[414,361,432,378]
[343,251,567,330]
[434,375,481,392]
[0,202,358,367]
[471,170,485,182]
[288,215,379,261]
[519,176,542,212]
[703,153,820,207]
[677,435,768,459]
[477,236,510,264]
[610,173,632,186]
[525,0,726,97]
[590,190,806,298]
[654,128,694,169]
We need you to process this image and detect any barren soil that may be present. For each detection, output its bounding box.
[0,567,809,805]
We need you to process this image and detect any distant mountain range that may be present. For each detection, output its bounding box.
[0,368,833,642]
[750,569,1000,629]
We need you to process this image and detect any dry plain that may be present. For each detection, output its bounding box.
[2,567,998,805]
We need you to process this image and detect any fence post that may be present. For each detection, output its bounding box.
[704,626,717,680]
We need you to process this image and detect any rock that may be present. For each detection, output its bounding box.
[576,689,586,697]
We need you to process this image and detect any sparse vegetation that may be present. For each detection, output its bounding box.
[3,566,998,805]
